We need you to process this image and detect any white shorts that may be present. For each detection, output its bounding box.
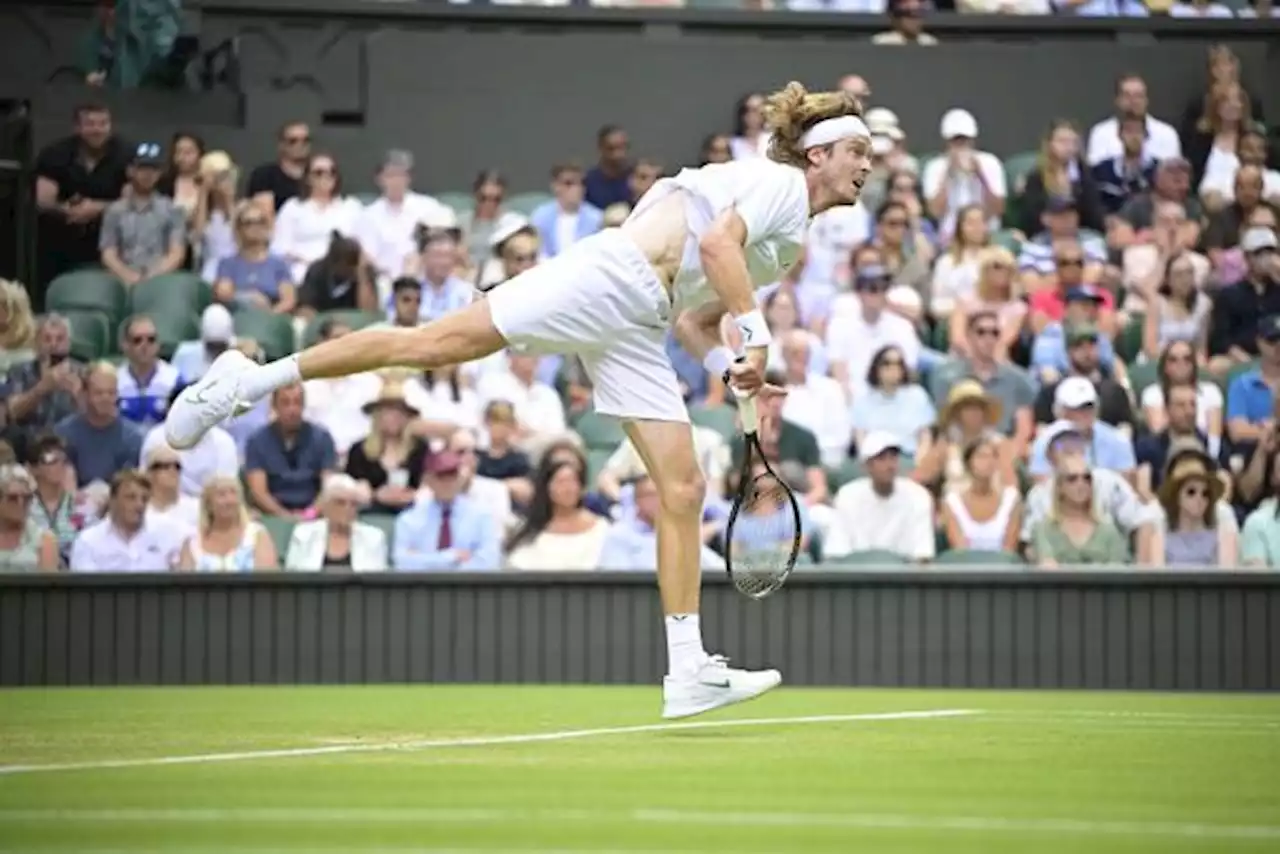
[486,229,688,423]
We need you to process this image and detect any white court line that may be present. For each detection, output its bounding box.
[0,807,1276,842]
[0,709,977,776]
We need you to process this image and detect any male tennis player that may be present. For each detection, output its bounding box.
[167,81,872,719]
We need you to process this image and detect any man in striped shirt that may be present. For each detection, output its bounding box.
[117,314,182,428]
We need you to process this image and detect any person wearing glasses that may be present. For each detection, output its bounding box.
[826,260,921,402]
[1029,448,1129,568]
[142,442,198,534]
[212,201,296,314]
[24,434,81,564]
[284,473,388,571]
[0,464,58,571]
[1019,197,1108,304]
[270,153,362,285]
[247,121,311,216]
[116,314,182,429]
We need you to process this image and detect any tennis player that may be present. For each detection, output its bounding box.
[167,81,872,719]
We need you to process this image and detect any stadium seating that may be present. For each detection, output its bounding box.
[827,550,910,566]
[436,192,474,215]
[505,192,553,216]
[573,411,627,452]
[688,404,737,440]
[63,309,112,363]
[934,549,1025,566]
[46,269,128,324]
[260,515,295,558]
[233,308,297,362]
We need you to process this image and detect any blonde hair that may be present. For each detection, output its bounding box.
[975,246,1018,302]
[764,81,864,169]
[231,200,269,249]
[1035,119,1079,196]
[1049,450,1099,524]
[362,377,413,460]
[0,279,36,351]
[198,474,250,533]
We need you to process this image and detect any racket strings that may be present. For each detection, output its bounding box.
[727,470,800,598]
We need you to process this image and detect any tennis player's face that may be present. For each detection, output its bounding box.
[819,136,872,206]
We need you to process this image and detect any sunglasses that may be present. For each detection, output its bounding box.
[973,327,1000,338]
[1062,472,1093,485]
[148,461,182,472]
[1055,258,1084,267]
[131,335,157,345]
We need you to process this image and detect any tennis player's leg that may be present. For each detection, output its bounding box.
[587,334,781,719]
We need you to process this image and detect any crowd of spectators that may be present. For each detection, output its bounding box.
[3,36,1280,573]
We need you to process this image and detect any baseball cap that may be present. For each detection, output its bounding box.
[871,135,895,157]
[1043,420,1086,451]
[489,212,535,251]
[425,451,462,476]
[132,142,163,167]
[865,107,900,134]
[1241,227,1279,254]
[939,108,979,141]
[1257,314,1280,342]
[1066,322,1100,345]
[200,304,234,343]
[1054,376,1098,410]
[859,430,902,463]
[1065,285,1105,304]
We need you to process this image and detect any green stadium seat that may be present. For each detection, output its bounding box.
[586,448,614,486]
[130,272,212,316]
[688,404,737,440]
[46,269,127,322]
[351,192,377,205]
[233,307,297,362]
[1115,314,1145,364]
[1127,360,1159,400]
[260,515,296,559]
[1003,150,1039,195]
[991,228,1023,254]
[301,309,385,348]
[360,513,398,554]
[825,458,864,493]
[506,192,551,217]
[1226,359,1259,389]
[825,549,909,567]
[934,549,1025,567]
[573,410,627,452]
[436,192,474,215]
[63,310,112,363]
[929,322,950,353]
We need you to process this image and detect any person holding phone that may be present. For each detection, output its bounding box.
[1,314,85,437]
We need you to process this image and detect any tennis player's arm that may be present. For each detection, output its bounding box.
[698,210,757,317]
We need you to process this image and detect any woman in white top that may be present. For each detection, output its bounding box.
[729,93,770,161]
[929,204,989,322]
[505,459,609,571]
[403,362,483,435]
[177,475,278,572]
[285,474,389,571]
[940,435,1021,554]
[142,442,200,555]
[1141,340,1224,454]
[1140,253,1212,361]
[270,153,363,283]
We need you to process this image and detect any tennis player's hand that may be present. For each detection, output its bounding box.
[725,349,786,401]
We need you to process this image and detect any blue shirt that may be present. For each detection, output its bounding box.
[55,414,144,487]
[849,385,936,456]
[1030,323,1116,379]
[244,422,336,511]
[392,495,501,571]
[216,254,293,301]
[1226,370,1274,426]
[666,334,708,403]
[726,501,812,556]
[1029,418,1136,477]
[384,275,473,323]
[584,167,632,211]
[598,517,720,571]
[117,360,182,427]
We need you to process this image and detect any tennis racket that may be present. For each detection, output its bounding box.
[723,393,803,600]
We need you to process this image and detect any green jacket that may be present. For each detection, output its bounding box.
[79,0,182,89]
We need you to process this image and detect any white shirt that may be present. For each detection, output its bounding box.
[825,299,921,394]
[402,375,483,433]
[920,150,1007,237]
[944,487,1020,552]
[476,370,567,438]
[140,424,239,497]
[782,374,852,470]
[554,210,580,257]
[929,252,982,318]
[1085,115,1182,166]
[1199,158,1280,204]
[801,204,872,289]
[356,192,453,279]
[1168,2,1235,15]
[270,196,364,283]
[1139,381,1224,439]
[826,477,936,560]
[506,518,611,571]
[145,495,200,560]
[627,158,809,316]
[303,373,381,455]
[69,519,176,571]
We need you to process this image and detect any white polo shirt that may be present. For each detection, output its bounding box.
[69,519,176,572]
[1085,115,1182,167]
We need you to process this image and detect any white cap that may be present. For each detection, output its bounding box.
[1042,420,1086,449]
[871,135,895,157]
[1054,376,1098,410]
[859,430,903,463]
[865,107,900,134]
[419,205,458,231]
[489,212,534,250]
[200,304,234,343]
[940,108,979,140]
[1242,227,1279,254]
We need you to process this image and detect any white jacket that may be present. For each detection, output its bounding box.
[284,520,389,572]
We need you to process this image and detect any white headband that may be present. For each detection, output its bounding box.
[801,115,872,149]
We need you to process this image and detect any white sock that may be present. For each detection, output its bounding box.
[665,614,706,678]
[238,355,302,402]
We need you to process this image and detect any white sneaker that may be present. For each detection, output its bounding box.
[164,350,255,450]
[661,654,782,720]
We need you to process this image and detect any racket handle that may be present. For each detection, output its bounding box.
[738,394,759,435]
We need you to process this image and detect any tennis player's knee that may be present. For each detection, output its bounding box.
[657,467,706,517]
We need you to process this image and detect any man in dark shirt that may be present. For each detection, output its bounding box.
[584,125,633,211]
[54,364,143,488]
[1089,115,1156,217]
[1034,324,1134,430]
[34,103,131,285]
[244,383,336,516]
[246,121,311,214]
[1118,157,1203,241]
[1208,227,1280,363]
[1201,166,1280,259]
[1134,380,1218,492]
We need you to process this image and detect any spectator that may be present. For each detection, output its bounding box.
[1140,344,1224,457]
[356,149,451,284]
[422,428,515,534]
[25,434,82,563]
[1213,207,1279,309]
[929,204,989,323]
[922,108,1005,239]
[403,363,482,436]
[1019,197,1108,297]
[700,133,732,166]
[826,432,935,561]
[194,150,241,282]
[778,328,850,468]
[1017,119,1105,235]
[476,213,541,293]
[1200,124,1280,213]
[871,200,933,319]
[212,202,295,313]
[142,441,198,540]
[1086,74,1182,167]
[1029,378,1136,480]
[301,322,380,458]
[157,131,205,247]
[725,457,815,563]
[1033,321,1133,433]
[98,142,187,286]
[0,464,58,572]
[915,379,1016,496]
[284,474,389,571]
[35,103,130,280]
[55,363,143,488]
[1121,200,1210,318]
[827,263,920,399]
[730,93,769,161]
[246,121,310,215]
[115,314,181,429]
[1153,447,1237,568]
[584,125,633,211]
[1225,313,1280,457]
[793,198,871,318]
[344,380,429,515]
[1117,158,1202,242]
[393,451,501,571]
[850,344,935,459]
[244,383,337,517]
[1029,451,1130,568]
[297,233,376,319]
[68,470,171,571]
[1209,230,1280,366]
[1090,114,1158,217]
[177,475,277,572]
[763,289,826,376]
[887,170,936,247]
[730,371,827,506]
[1202,166,1280,261]
[940,434,1022,554]
[872,0,938,45]
[403,231,472,323]
[506,459,610,571]
[1139,254,1213,362]
[3,314,85,441]
[1030,289,1118,386]
[0,278,37,373]
[951,246,1026,362]
[1027,252,1116,342]
[476,400,534,508]
[476,352,567,450]
[457,170,507,266]
[599,474,720,571]
[531,164,603,259]
[139,393,238,499]
[930,310,1037,452]
[270,153,362,284]
[628,158,663,206]
[1184,80,1252,188]
[1242,460,1280,567]
[172,304,235,382]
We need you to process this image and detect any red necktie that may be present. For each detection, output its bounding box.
[437,503,453,550]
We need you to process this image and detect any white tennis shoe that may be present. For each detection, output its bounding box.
[661,654,782,720]
[164,349,255,450]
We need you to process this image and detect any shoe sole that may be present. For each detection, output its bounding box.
[661,671,783,720]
